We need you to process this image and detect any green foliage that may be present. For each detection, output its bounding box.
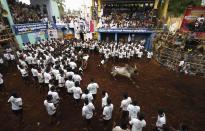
[168,0,202,16]
[54,0,65,17]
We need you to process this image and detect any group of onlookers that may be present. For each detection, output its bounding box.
[8,0,48,24]
[98,5,159,29]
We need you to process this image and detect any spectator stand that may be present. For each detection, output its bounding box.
[153,32,205,77]
[0,3,16,50]
[0,0,61,48]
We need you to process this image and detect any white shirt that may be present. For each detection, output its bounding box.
[19,60,28,68]
[31,68,38,77]
[10,54,15,60]
[156,113,166,128]
[25,56,33,65]
[119,52,123,59]
[0,73,3,84]
[127,104,140,119]
[147,52,153,59]
[129,118,146,131]
[82,102,95,119]
[44,72,51,84]
[103,104,114,120]
[102,93,109,108]
[4,53,10,60]
[37,72,44,83]
[87,82,99,94]
[137,52,143,58]
[69,62,77,70]
[112,126,130,131]
[73,74,82,83]
[48,91,60,104]
[179,61,185,67]
[58,75,65,87]
[65,71,74,78]
[65,80,75,93]
[8,96,23,110]
[72,86,82,99]
[120,97,132,111]
[0,58,3,64]
[81,93,93,102]
[44,100,56,115]
[20,68,28,77]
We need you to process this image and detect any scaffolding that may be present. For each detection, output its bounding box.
[155,45,205,76]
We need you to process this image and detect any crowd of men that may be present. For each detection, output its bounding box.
[193,15,205,32]
[8,0,48,24]
[154,31,205,75]
[98,5,159,29]
[0,38,189,131]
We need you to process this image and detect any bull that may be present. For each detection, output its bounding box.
[111,64,139,87]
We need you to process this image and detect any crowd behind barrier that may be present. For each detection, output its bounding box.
[154,32,205,76]
[98,5,161,29]
[7,0,48,24]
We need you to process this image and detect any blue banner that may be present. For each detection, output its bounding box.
[13,23,48,35]
[98,28,153,33]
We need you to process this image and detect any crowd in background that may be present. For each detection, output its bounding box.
[7,0,48,24]
[98,5,160,29]
[193,14,205,32]
[154,31,205,75]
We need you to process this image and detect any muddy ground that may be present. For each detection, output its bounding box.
[0,54,205,131]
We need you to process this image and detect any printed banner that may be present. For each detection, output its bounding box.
[13,23,48,35]
[180,6,205,39]
[98,28,153,33]
[90,20,95,33]
[48,29,58,39]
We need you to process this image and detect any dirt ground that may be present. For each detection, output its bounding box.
[0,53,205,131]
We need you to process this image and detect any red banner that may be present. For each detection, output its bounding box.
[90,20,94,33]
[180,6,205,39]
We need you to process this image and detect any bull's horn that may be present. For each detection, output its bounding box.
[135,64,137,69]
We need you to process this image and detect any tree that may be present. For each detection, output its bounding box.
[54,0,65,18]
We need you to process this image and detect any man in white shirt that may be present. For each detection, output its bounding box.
[65,76,75,96]
[102,98,114,131]
[72,81,82,106]
[178,60,185,73]
[147,51,153,59]
[18,65,29,83]
[129,113,146,131]
[44,95,59,124]
[102,90,109,108]
[120,93,132,120]
[137,51,143,58]
[82,98,95,131]
[156,109,166,131]
[48,86,60,106]
[69,60,77,70]
[81,89,93,103]
[127,100,140,120]
[31,66,38,87]
[44,70,52,88]
[8,92,23,122]
[37,69,44,91]
[0,73,4,92]
[73,71,82,83]
[87,79,99,100]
